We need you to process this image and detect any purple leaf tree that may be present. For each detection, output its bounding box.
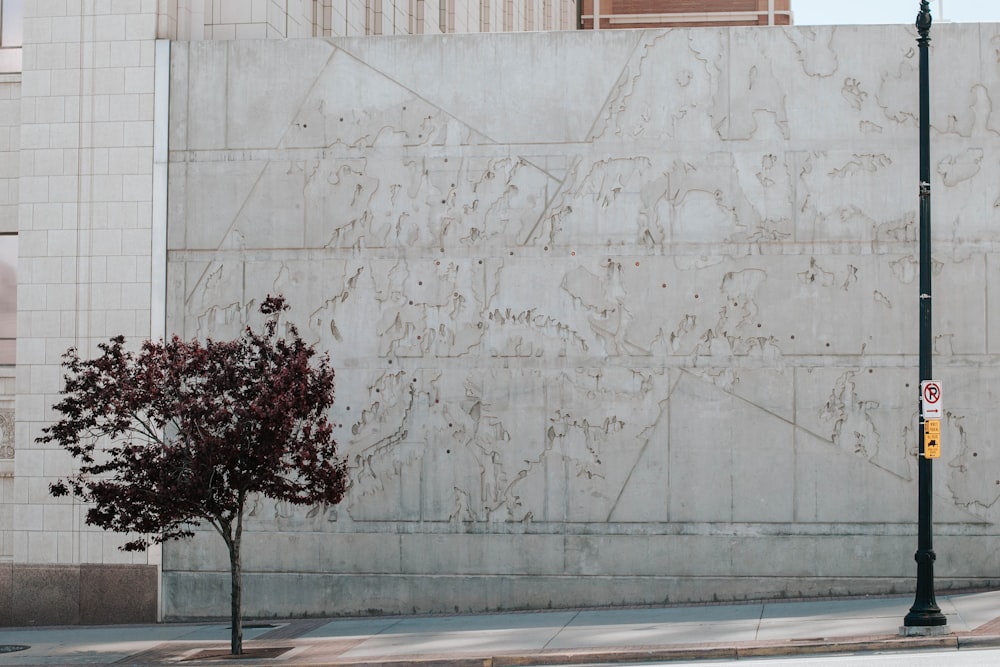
[41,295,347,655]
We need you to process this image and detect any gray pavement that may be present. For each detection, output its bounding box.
[1,590,999,666]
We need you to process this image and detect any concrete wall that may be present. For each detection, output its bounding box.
[161,24,1000,619]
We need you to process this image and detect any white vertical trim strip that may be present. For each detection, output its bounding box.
[151,38,170,623]
[152,40,169,342]
[594,0,600,29]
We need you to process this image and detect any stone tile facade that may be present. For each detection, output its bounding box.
[13,0,160,578]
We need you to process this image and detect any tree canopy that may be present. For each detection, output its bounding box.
[42,295,347,654]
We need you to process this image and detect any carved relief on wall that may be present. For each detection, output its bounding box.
[0,408,12,459]
[167,28,1000,538]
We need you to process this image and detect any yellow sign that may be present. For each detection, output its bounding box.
[923,419,941,459]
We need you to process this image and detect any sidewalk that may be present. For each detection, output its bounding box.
[2,590,1000,666]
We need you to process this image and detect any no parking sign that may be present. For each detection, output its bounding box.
[921,380,942,419]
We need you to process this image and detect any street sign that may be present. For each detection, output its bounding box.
[923,419,941,459]
[920,380,942,419]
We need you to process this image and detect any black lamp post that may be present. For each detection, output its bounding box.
[903,0,947,630]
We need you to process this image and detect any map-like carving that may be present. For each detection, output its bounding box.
[724,31,790,140]
[947,412,1000,517]
[166,27,1000,572]
[876,62,917,125]
[346,370,418,501]
[561,264,635,356]
[940,84,993,138]
[820,370,908,480]
[937,148,983,187]
[784,28,839,78]
[842,77,868,110]
[591,31,719,142]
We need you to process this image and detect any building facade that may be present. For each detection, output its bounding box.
[580,0,792,29]
[7,2,1000,627]
[162,1,578,38]
[0,0,577,626]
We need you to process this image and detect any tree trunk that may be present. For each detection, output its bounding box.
[228,533,243,655]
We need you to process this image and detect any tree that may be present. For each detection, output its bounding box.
[41,296,347,655]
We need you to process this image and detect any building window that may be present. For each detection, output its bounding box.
[0,0,21,73]
[0,235,14,365]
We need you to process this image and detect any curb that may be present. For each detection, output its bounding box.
[957,634,1000,650]
[172,633,1000,666]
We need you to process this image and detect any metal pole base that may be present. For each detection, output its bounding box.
[903,608,948,627]
[903,553,947,627]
